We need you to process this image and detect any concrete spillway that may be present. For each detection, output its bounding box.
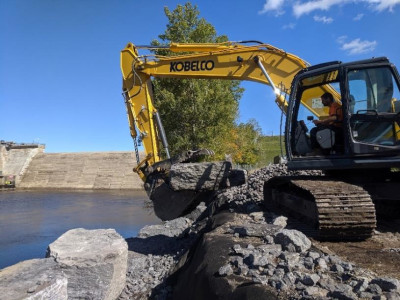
[18,152,143,189]
[1,142,143,189]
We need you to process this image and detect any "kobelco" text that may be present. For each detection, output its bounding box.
[170,60,215,72]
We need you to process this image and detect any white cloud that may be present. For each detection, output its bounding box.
[292,0,400,18]
[338,37,377,54]
[314,15,334,23]
[259,0,286,14]
[259,0,400,18]
[283,23,296,29]
[293,0,347,17]
[336,35,348,44]
[369,0,400,12]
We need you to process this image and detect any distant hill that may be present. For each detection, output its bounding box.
[258,135,283,166]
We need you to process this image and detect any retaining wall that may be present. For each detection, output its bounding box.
[0,143,45,185]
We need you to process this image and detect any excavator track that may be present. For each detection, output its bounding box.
[264,176,377,240]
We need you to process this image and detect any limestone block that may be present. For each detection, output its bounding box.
[274,229,312,253]
[169,161,246,191]
[138,217,192,238]
[46,228,128,300]
[370,277,400,292]
[0,258,68,300]
[169,162,231,191]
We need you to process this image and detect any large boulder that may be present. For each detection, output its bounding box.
[118,214,201,300]
[46,228,128,300]
[138,217,192,238]
[274,229,312,253]
[169,162,246,191]
[149,161,246,221]
[0,258,68,300]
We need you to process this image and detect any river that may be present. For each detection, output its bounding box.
[0,189,160,269]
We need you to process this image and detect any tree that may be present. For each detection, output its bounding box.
[151,3,243,160]
[151,3,264,165]
[231,119,262,165]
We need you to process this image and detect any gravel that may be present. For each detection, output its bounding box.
[119,163,400,300]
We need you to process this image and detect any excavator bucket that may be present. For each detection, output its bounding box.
[144,160,247,220]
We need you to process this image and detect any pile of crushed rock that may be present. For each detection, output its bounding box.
[119,163,400,300]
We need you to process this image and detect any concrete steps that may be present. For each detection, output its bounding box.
[19,152,143,189]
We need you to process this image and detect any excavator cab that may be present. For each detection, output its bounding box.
[286,57,400,171]
[266,58,400,239]
[289,64,343,156]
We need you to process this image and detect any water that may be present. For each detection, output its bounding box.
[0,189,160,269]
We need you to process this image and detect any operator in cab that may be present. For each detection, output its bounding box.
[310,92,343,151]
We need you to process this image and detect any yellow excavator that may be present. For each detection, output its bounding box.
[121,41,400,239]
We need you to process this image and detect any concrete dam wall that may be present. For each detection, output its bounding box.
[0,142,45,186]
[0,142,144,189]
[19,152,144,189]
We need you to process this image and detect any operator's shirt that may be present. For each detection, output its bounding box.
[329,102,343,127]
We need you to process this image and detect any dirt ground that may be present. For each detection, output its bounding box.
[313,219,400,280]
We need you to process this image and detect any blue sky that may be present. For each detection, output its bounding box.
[1,0,399,152]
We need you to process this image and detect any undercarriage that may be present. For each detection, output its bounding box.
[264,170,400,240]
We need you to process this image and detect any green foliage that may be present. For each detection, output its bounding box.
[159,3,228,44]
[151,2,271,165]
[153,78,242,159]
[230,119,262,165]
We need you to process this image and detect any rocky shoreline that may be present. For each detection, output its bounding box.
[119,163,400,299]
[1,163,400,299]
